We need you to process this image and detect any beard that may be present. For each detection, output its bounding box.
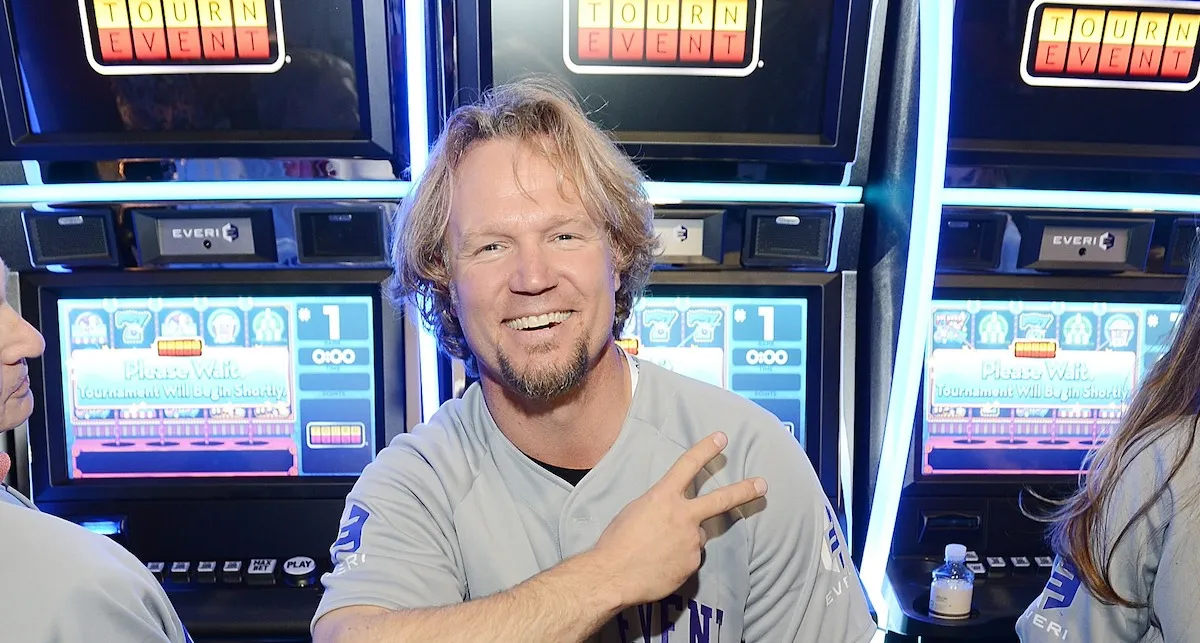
[497,337,591,401]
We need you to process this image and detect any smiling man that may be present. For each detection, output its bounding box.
[311,77,876,643]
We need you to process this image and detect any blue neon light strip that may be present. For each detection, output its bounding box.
[944,187,1200,212]
[0,180,414,204]
[402,0,443,424]
[859,0,953,622]
[0,180,861,207]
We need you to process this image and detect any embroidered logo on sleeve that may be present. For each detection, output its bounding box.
[819,505,846,574]
[330,503,371,573]
[1042,559,1083,609]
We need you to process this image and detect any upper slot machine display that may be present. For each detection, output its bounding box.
[442,0,874,182]
[948,0,1200,190]
[0,0,405,175]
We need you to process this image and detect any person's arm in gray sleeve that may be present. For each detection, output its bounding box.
[0,515,192,643]
[311,443,625,643]
[312,444,467,621]
[742,419,877,643]
[1016,430,1189,641]
[56,561,193,643]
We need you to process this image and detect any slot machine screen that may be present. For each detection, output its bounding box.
[951,0,1200,161]
[0,0,399,160]
[922,297,1181,476]
[469,0,869,161]
[52,293,378,480]
[619,293,809,447]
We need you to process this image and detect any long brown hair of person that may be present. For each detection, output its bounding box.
[1044,251,1200,607]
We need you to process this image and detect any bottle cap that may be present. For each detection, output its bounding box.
[945,544,967,562]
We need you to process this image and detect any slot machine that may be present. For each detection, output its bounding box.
[19,259,410,640]
[431,0,894,515]
[865,0,1198,639]
[0,0,427,640]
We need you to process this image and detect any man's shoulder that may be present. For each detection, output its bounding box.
[356,386,492,500]
[0,501,158,589]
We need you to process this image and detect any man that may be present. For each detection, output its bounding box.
[312,77,876,642]
[0,257,192,642]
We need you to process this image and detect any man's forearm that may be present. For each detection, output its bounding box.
[322,552,626,643]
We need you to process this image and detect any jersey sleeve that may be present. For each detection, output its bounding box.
[0,505,192,643]
[1015,430,1185,641]
[741,417,877,643]
[55,560,194,643]
[312,441,466,628]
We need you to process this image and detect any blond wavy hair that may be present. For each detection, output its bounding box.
[386,77,658,371]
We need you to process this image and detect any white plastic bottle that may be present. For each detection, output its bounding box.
[929,543,975,619]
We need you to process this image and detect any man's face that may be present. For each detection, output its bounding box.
[447,138,619,400]
[0,261,45,433]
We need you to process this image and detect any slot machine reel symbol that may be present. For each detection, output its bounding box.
[71,312,109,346]
[1104,314,1136,349]
[207,309,242,345]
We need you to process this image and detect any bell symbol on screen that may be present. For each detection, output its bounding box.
[640,309,679,343]
[252,309,285,343]
[1063,314,1093,346]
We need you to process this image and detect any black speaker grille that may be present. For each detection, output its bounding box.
[1171,224,1199,266]
[752,215,828,260]
[298,209,384,260]
[28,214,113,263]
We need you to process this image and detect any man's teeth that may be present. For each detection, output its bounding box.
[507,311,572,330]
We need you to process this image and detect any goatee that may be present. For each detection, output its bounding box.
[497,339,590,400]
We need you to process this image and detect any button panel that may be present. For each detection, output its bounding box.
[941,553,1057,581]
[145,557,325,589]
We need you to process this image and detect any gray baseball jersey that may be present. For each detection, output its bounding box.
[1016,419,1200,641]
[315,357,876,642]
[0,485,192,643]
